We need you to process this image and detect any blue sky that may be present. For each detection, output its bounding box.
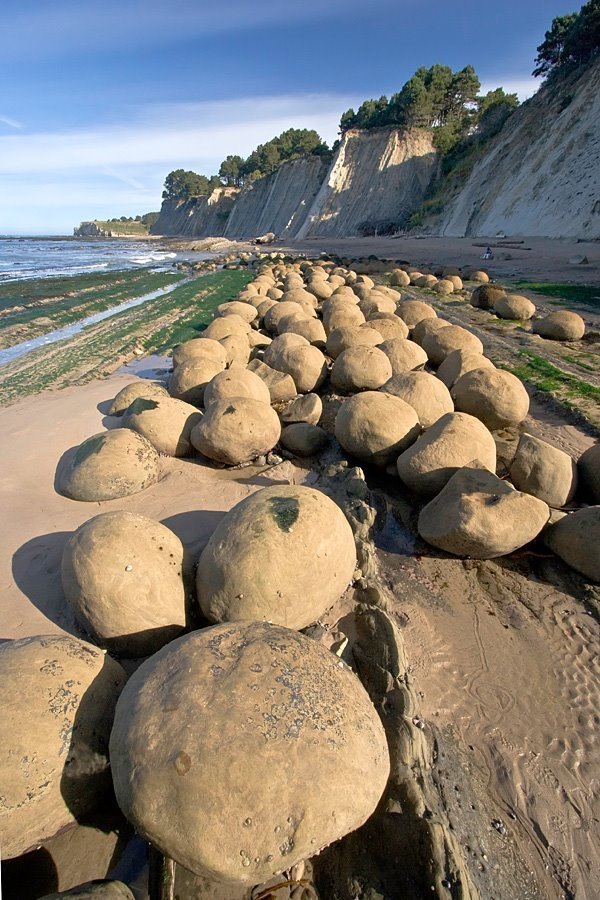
[0,0,572,234]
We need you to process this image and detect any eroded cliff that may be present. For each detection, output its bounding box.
[439,59,600,239]
[151,188,238,237]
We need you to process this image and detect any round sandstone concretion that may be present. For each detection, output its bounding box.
[396,300,437,330]
[247,359,297,403]
[532,310,585,341]
[331,346,392,393]
[284,317,327,348]
[544,506,600,582]
[390,268,411,287]
[263,333,309,368]
[381,371,453,428]
[203,315,251,341]
[578,443,600,503]
[62,511,188,658]
[509,433,578,508]
[326,325,382,359]
[280,393,322,426]
[216,301,258,324]
[415,274,438,289]
[264,302,314,335]
[268,345,328,394]
[108,381,168,416]
[203,368,271,408]
[379,338,428,374]
[280,423,328,457]
[418,466,549,558]
[411,316,451,346]
[363,317,409,342]
[433,279,455,295]
[57,430,161,502]
[109,622,389,885]
[335,391,420,467]
[0,635,126,859]
[452,367,529,430]
[172,338,228,370]
[220,333,251,367]
[40,882,134,900]
[470,284,505,310]
[323,303,365,335]
[397,412,497,496]
[123,396,202,457]
[494,294,536,320]
[436,349,495,389]
[197,486,356,628]
[168,358,225,405]
[190,397,281,465]
[422,325,484,366]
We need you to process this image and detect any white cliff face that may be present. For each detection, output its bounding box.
[439,60,600,239]
[151,188,238,237]
[298,128,438,238]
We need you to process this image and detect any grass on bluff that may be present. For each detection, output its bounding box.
[509,349,600,405]
[0,269,252,406]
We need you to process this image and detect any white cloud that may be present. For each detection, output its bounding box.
[0,115,23,130]
[479,77,539,102]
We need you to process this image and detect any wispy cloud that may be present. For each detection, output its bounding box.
[0,115,23,130]
[480,77,539,102]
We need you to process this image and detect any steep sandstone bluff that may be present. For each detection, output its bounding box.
[297,128,437,238]
[151,188,238,237]
[439,59,600,239]
[223,154,330,239]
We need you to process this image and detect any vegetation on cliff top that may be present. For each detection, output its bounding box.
[533,0,600,79]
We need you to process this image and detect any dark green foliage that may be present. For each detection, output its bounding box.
[141,212,160,227]
[218,154,244,186]
[162,169,215,200]
[236,128,330,183]
[533,1,600,78]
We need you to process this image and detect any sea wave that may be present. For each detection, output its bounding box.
[128,252,177,264]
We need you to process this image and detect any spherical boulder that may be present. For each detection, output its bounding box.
[203,315,251,340]
[263,332,309,367]
[267,344,328,394]
[168,358,225,405]
[323,302,366,335]
[123,396,202,457]
[108,381,168,416]
[418,466,549,558]
[0,635,126,859]
[432,279,455,296]
[109,621,389,885]
[358,295,396,318]
[422,325,484,366]
[56,430,160,502]
[469,270,490,283]
[197,485,357,628]
[306,279,333,301]
[415,274,438,289]
[203,368,271,408]
[452,367,529,430]
[363,317,409,342]
[411,316,451,347]
[216,301,258,324]
[379,338,428,374]
[280,393,322,426]
[390,268,411,287]
[172,337,228,370]
[62,511,188,657]
[470,284,506,310]
[220,332,251,367]
[331,346,392,393]
[494,294,536,320]
[509,433,578,508]
[190,397,280,466]
[335,391,420,466]
[544,507,600,581]
[436,349,495,389]
[326,325,382,359]
[396,300,437,330]
[247,359,297,403]
[578,443,600,503]
[284,317,327,348]
[280,423,328,457]
[397,412,496,496]
[381,371,453,428]
[532,310,585,341]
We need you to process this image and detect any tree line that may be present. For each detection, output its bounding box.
[532,0,599,78]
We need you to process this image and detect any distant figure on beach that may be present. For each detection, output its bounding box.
[482,246,493,260]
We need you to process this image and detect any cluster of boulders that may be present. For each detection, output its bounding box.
[3,253,599,899]
[469,282,586,338]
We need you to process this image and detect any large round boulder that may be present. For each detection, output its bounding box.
[532,310,585,341]
[358,295,397,318]
[220,332,251,367]
[108,381,168,417]
[197,485,356,627]
[379,338,428,374]
[335,391,420,467]
[109,622,389,885]
[390,268,411,287]
[216,301,258,324]
[363,317,409,341]
[411,316,451,346]
[284,317,327,348]
[326,325,382,360]
[56,430,160,502]
[422,325,484,366]
[168,358,225,405]
[331,346,392,393]
[203,315,251,341]
[470,284,506,310]
[247,359,297,403]
[544,507,600,581]
[432,279,455,296]
[62,511,187,657]
[323,302,365,334]
[267,344,328,394]
[263,333,309,367]
[203,368,271,408]
[381,371,453,428]
[494,294,536,320]
[280,393,322,426]
[123,396,202,457]
[280,423,328,457]
[397,412,496,496]
[418,466,549,558]
[436,349,495,389]
[578,443,600,503]
[0,635,126,859]
[172,338,228,370]
[452,367,529,430]
[190,397,280,465]
[396,300,437,330]
[509,433,578,508]
[264,302,314,335]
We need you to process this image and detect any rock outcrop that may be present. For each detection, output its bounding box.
[151,188,238,237]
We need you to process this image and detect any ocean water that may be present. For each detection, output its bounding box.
[0,237,207,282]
